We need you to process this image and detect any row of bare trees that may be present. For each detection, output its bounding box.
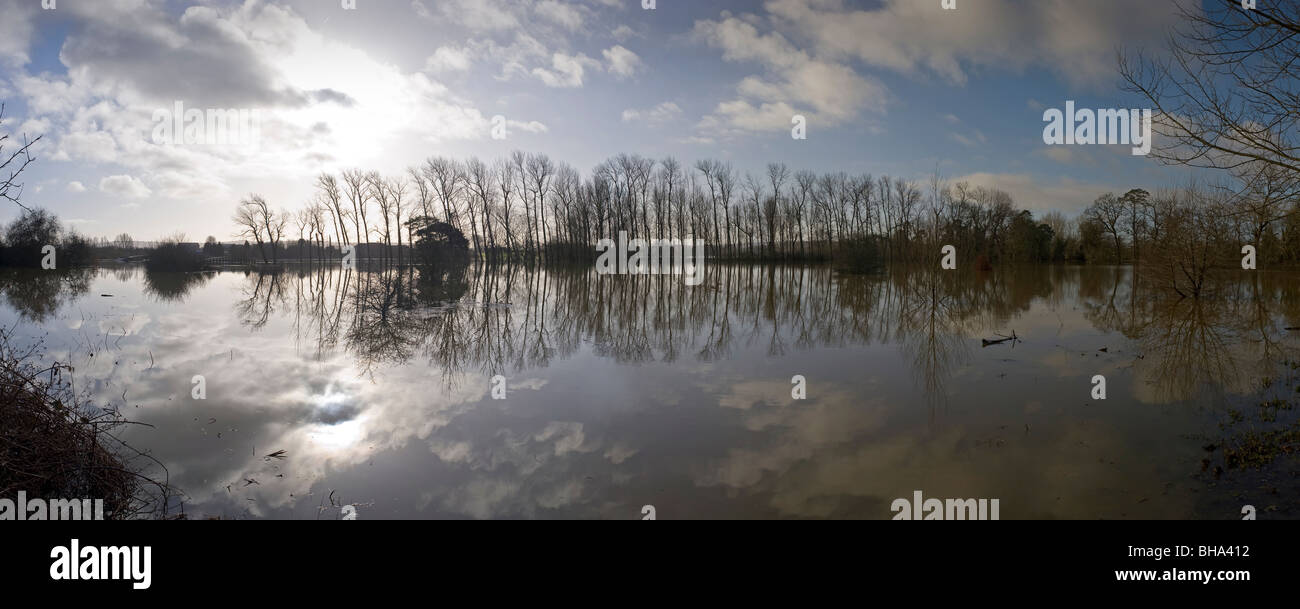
[231,147,1300,276]
[240,154,1044,268]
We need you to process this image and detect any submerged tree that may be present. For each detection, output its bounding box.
[408,216,469,267]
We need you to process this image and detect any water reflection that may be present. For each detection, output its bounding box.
[144,270,215,302]
[265,266,1008,390]
[1078,269,1297,404]
[0,267,93,322]
[0,263,1296,518]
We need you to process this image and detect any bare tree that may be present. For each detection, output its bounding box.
[1229,161,1300,259]
[234,195,274,263]
[466,157,497,258]
[1120,1,1300,175]
[1086,193,1127,263]
[526,153,555,255]
[315,173,348,246]
[792,170,815,257]
[766,163,789,257]
[389,177,409,266]
[0,104,42,212]
[367,172,393,264]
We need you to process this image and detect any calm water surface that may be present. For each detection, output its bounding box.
[2,264,1298,519]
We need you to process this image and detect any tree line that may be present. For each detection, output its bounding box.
[235,154,1105,270]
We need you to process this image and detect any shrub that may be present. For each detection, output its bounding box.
[145,237,207,272]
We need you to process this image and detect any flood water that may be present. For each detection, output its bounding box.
[2,263,1298,519]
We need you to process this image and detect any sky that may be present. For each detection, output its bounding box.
[0,0,1209,241]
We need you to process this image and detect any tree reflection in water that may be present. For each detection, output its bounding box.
[3,262,1298,516]
[1,262,1291,413]
[143,270,215,302]
[0,267,94,322]
[220,263,1300,418]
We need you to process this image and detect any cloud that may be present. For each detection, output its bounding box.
[950,172,1115,216]
[506,119,549,134]
[611,25,638,41]
[411,0,434,20]
[693,14,888,134]
[762,0,1181,88]
[1040,146,1082,165]
[0,0,37,66]
[426,46,473,73]
[469,33,549,82]
[688,0,1179,137]
[434,0,521,32]
[53,3,311,108]
[602,45,643,79]
[532,52,600,88]
[13,0,509,217]
[622,101,683,124]
[950,130,987,148]
[310,89,356,107]
[99,174,152,199]
[535,0,585,31]
[66,181,86,193]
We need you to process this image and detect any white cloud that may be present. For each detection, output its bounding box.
[693,14,888,135]
[411,0,434,20]
[951,172,1115,216]
[622,101,682,123]
[426,46,473,73]
[950,130,987,148]
[470,33,549,82]
[435,0,521,32]
[0,0,36,66]
[534,1,585,31]
[15,0,509,216]
[1041,146,1081,165]
[506,119,549,134]
[531,52,600,88]
[66,181,86,193]
[99,174,152,199]
[602,45,643,79]
[763,0,1180,88]
[611,25,638,41]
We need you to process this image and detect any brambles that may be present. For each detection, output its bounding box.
[0,330,177,519]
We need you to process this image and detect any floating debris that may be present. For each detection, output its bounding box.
[981,330,1020,347]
